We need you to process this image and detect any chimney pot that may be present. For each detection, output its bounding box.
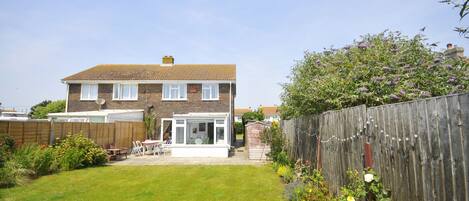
[447,43,453,49]
[162,56,174,64]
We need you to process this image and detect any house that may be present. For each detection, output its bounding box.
[260,106,280,122]
[234,107,251,122]
[49,56,236,157]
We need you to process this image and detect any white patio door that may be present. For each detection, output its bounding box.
[215,119,226,144]
[173,119,186,144]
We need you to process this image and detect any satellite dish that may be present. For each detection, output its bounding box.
[96,98,106,105]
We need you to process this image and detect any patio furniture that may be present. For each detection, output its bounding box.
[105,144,128,161]
[159,143,171,157]
[131,141,144,156]
[142,140,162,157]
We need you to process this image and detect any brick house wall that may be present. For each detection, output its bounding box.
[67,83,235,138]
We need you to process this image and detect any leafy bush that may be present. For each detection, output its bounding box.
[0,159,32,187]
[234,122,244,134]
[294,169,334,201]
[281,31,469,118]
[261,122,290,166]
[11,144,56,177]
[53,134,107,171]
[0,135,15,167]
[338,169,390,201]
[284,180,304,201]
[277,165,294,183]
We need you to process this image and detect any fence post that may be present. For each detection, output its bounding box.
[316,135,322,170]
[364,142,373,168]
[49,121,55,145]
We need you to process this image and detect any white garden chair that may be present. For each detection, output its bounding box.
[131,141,143,156]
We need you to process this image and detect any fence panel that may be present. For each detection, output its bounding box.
[281,93,469,200]
[0,121,145,149]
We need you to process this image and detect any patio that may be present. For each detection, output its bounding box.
[110,146,267,166]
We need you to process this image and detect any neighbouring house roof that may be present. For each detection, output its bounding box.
[234,108,251,116]
[260,106,279,117]
[48,109,144,117]
[62,64,236,82]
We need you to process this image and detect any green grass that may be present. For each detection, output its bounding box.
[0,165,283,201]
[236,133,244,140]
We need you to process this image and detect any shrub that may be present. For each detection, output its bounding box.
[234,122,244,134]
[53,134,107,171]
[261,122,290,165]
[0,158,33,187]
[241,109,264,126]
[338,169,390,201]
[281,31,469,118]
[11,144,56,177]
[277,165,294,183]
[0,135,15,167]
[284,180,304,201]
[294,169,334,201]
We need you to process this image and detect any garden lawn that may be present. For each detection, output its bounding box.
[0,165,283,201]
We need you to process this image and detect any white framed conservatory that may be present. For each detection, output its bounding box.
[160,112,231,157]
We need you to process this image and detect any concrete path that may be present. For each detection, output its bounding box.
[109,146,268,166]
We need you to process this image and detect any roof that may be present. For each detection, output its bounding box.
[48,109,144,117]
[63,64,236,81]
[234,108,251,116]
[260,106,279,116]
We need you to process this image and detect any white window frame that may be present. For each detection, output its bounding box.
[202,83,219,100]
[162,84,187,101]
[112,83,138,101]
[172,119,186,144]
[214,118,226,144]
[80,84,98,101]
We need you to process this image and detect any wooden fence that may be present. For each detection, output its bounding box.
[0,121,146,148]
[281,93,469,201]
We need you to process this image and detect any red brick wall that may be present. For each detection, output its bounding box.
[67,83,235,138]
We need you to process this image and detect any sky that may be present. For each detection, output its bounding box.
[0,0,468,112]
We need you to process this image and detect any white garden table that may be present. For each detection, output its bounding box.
[141,140,162,156]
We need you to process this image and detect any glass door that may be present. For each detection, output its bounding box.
[215,119,225,144]
[173,119,186,144]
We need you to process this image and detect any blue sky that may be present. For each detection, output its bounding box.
[0,0,467,111]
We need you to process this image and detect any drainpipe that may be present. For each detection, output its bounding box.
[65,83,69,112]
[229,81,232,145]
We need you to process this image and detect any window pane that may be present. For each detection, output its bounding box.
[176,127,184,144]
[122,84,130,99]
[180,84,187,99]
[176,120,184,124]
[170,88,178,99]
[203,88,211,99]
[113,84,119,99]
[130,85,137,99]
[216,120,224,124]
[163,85,170,99]
[81,84,90,99]
[216,127,224,143]
[90,84,98,99]
[211,84,218,99]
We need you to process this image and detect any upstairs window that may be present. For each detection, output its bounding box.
[163,84,187,100]
[202,84,219,100]
[80,84,98,100]
[113,84,138,100]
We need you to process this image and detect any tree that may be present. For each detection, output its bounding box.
[440,0,469,38]
[144,113,156,140]
[280,31,469,119]
[29,100,51,118]
[30,100,65,119]
[241,108,265,126]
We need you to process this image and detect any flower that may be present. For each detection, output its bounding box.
[347,195,355,201]
[364,173,374,182]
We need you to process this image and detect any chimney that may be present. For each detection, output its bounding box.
[162,56,174,65]
[444,44,464,59]
[447,43,453,49]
